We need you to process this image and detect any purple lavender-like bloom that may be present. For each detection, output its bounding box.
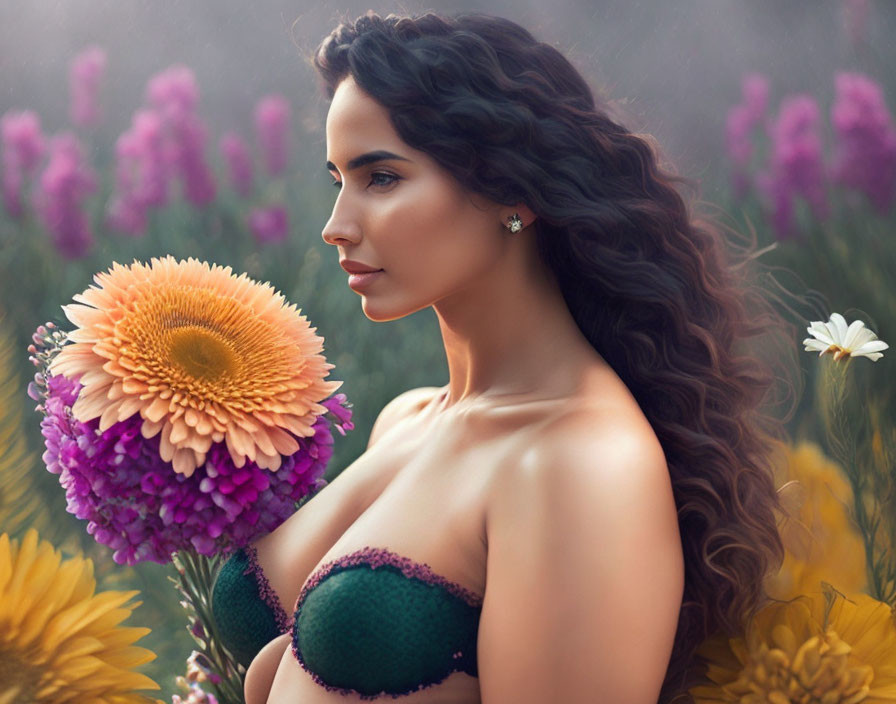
[38,371,352,565]
[254,95,291,178]
[69,45,107,128]
[106,109,171,236]
[169,112,217,206]
[725,72,770,199]
[143,66,216,206]
[830,71,896,214]
[128,109,169,208]
[32,133,97,258]
[248,205,289,244]
[146,65,199,117]
[756,94,829,240]
[1,110,46,217]
[219,132,254,197]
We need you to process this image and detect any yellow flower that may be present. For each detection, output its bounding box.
[49,256,343,476]
[803,312,888,362]
[0,528,163,704]
[767,442,867,601]
[690,586,896,702]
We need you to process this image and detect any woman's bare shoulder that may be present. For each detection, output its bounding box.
[366,385,443,449]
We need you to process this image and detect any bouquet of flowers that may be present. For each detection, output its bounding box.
[27,255,354,701]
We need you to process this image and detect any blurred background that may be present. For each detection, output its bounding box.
[1,0,894,700]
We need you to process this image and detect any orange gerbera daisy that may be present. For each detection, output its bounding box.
[48,256,343,477]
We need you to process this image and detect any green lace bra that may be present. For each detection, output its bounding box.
[211,544,483,698]
[211,544,291,669]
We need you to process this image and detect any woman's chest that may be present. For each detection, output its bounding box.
[293,411,510,611]
[258,414,522,702]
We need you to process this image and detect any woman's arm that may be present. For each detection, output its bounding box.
[477,410,684,703]
[244,632,291,704]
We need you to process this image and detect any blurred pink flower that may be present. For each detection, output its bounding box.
[219,132,253,197]
[32,133,97,258]
[757,94,829,240]
[741,73,769,122]
[248,204,289,244]
[169,112,216,205]
[146,65,199,116]
[254,94,291,177]
[830,71,896,214]
[141,65,216,207]
[725,72,770,199]
[1,110,46,217]
[106,109,170,235]
[69,45,107,128]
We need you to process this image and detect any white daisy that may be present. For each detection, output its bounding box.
[803,312,889,362]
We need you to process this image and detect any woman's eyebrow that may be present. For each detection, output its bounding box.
[325,150,411,173]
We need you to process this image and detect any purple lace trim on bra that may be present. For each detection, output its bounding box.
[242,544,293,633]
[290,545,484,700]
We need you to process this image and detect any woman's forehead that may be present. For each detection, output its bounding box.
[326,80,398,152]
[325,79,426,171]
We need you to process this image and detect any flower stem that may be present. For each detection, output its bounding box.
[172,549,246,704]
[817,357,893,605]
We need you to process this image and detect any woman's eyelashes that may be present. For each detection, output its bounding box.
[330,172,400,189]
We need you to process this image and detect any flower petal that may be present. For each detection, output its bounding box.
[842,319,868,350]
[807,321,834,345]
[829,313,849,344]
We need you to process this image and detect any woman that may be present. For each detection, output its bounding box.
[229,10,797,703]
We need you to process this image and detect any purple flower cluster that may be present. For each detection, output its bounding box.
[1,110,46,218]
[726,70,896,239]
[107,65,216,235]
[32,133,98,258]
[830,71,896,214]
[725,73,769,199]
[37,371,354,565]
[219,132,254,197]
[254,94,291,178]
[755,94,830,240]
[69,46,107,129]
[248,205,289,244]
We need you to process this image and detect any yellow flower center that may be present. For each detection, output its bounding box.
[168,326,238,382]
[0,651,40,703]
[728,628,872,703]
[826,344,851,361]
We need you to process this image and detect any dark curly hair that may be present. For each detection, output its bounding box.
[308,10,801,702]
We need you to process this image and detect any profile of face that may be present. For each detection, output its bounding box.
[322,76,520,322]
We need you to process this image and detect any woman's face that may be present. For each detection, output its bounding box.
[322,76,509,322]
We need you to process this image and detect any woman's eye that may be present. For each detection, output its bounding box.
[369,172,399,187]
[329,173,399,190]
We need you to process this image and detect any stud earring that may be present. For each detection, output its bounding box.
[507,213,523,233]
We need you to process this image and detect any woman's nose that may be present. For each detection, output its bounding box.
[321,206,362,246]
[321,221,361,246]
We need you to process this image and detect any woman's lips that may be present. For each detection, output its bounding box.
[347,270,383,290]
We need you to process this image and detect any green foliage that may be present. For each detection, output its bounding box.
[0,310,54,541]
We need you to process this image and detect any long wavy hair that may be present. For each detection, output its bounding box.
[309,10,800,702]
